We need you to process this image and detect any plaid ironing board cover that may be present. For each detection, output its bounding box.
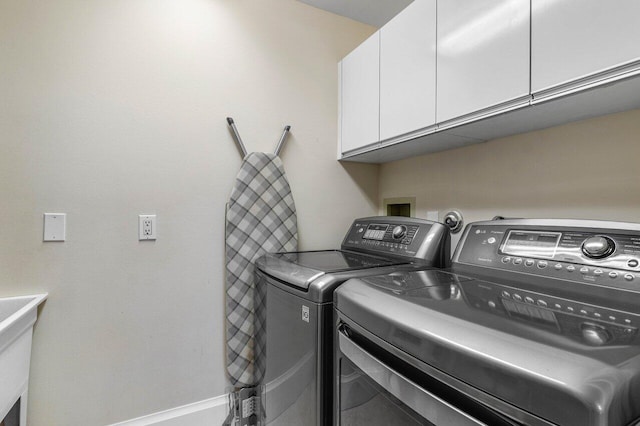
[225,152,297,387]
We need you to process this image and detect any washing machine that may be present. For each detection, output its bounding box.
[253,216,451,425]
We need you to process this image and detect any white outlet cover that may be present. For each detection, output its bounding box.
[138,215,157,240]
[44,213,66,242]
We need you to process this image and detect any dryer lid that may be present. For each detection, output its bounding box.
[335,272,640,426]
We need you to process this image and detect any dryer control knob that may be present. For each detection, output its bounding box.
[582,236,615,259]
[581,323,610,346]
[392,225,407,240]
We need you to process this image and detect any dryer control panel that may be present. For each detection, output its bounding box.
[454,219,640,291]
[342,217,450,267]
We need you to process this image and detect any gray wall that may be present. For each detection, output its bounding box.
[0,1,377,424]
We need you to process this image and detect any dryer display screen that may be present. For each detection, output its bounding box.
[501,230,562,258]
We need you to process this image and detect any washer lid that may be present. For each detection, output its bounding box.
[256,250,409,290]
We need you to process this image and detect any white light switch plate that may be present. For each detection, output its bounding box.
[44,213,66,242]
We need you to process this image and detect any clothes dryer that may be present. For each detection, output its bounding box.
[254,216,450,425]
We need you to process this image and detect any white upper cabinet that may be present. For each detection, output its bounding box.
[436,0,530,124]
[379,0,437,142]
[532,0,640,94]
[339,32,380,154]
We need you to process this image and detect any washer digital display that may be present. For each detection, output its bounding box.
[363,224,389,240]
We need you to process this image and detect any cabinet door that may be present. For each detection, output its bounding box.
[380,0,436,141]
[437,0,530,124]
[340,32,380,154]
[532,0,640,93]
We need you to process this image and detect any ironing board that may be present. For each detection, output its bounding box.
[225,152,297,387]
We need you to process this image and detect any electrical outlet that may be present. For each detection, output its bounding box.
[138,215,156,240]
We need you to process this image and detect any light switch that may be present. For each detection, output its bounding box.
[44,213,66,242]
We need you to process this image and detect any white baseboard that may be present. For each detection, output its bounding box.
[108,394,229,426]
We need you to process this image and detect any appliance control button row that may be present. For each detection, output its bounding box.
[500,256,636,281]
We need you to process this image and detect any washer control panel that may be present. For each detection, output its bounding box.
[341,217,450,265]
[455,220,640,290]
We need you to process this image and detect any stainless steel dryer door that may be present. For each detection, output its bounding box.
[335,324,525,426]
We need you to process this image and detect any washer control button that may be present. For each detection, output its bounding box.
[525,259,535,267]
[554,263,563,270]
[502,257,512,264]
[487,237,497,244]
[513,258,523,265]
[609,271,619,279]
[513,294,523,302]
[525,296,535,304]
[537,300,548,308]
[501,291,511,298]
[567,306,575,313]
[625,274,635,282]
[392,225,407,240]
[580,267,590,275]
[628,259,639,268]
[566,265,576,272]
[593,269,603,276]
[537,261,548,269]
